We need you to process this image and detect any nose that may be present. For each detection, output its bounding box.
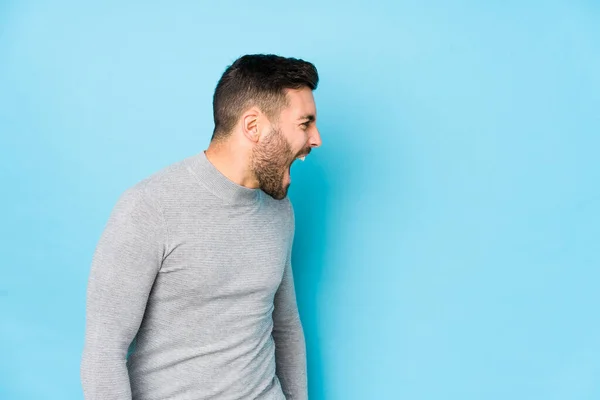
[309,127,322,148]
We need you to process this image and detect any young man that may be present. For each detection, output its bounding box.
[80,54,322,399]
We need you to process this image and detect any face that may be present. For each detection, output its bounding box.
[251,87,321,200]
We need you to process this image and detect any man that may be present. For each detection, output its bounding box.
[80,54,322,399]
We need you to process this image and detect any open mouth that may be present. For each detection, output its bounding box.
[288,150,310,177]
[291,155,307,169]
[295,149,311,162]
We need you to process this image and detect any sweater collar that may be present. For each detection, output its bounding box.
[187,150,261,205]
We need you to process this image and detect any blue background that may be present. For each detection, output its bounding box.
[1,1,599,399]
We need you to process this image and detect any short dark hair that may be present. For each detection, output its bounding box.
[211,54,319,141]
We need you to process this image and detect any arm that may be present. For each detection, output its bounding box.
[80,185,166,400]
[273,259,308,399]
[272,203,308,399]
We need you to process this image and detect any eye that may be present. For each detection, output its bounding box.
[300,122,310,130]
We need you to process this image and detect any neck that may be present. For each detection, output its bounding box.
[205,140,258,189]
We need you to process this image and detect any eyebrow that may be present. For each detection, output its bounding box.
[299,114,316,123]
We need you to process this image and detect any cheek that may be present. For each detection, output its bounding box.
[291,133,308,151]
[278,124,306,154]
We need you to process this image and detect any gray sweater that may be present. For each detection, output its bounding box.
[80,151,307,399]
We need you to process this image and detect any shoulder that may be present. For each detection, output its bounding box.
[138,154,196,193]
[110,180,162,224]
[109,156,188,220]
[117,153,199,209]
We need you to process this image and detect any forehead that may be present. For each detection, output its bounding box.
[281,87,317,118]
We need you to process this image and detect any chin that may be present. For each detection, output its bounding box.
[265,184,289,201]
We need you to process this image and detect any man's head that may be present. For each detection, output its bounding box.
[210,54,322,200]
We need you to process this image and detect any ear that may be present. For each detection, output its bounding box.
[241,107,261,143]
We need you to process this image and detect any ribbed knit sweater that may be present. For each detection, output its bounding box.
[80,150,307,399]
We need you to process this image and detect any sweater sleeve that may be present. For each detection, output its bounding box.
[272,201,308,399]
[80,185,166,400]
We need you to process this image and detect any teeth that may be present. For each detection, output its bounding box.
[299,156,306,161]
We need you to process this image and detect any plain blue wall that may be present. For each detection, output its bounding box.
[1,1,599,399]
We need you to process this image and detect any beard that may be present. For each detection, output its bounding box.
[251,126,298,200]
